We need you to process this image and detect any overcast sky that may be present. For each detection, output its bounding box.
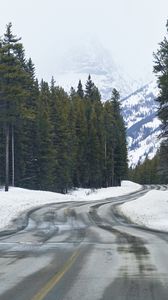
[0,0,168,83]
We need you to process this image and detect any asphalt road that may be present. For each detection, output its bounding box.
[0,185,168,300]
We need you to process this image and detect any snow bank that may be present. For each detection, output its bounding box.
[0,181,140,231]
[69,181,141,200]
[118,190,168,232]
[0,188,72,230]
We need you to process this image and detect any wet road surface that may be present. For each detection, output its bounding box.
[0,185,168,299]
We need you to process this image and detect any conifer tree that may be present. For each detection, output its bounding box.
[0,23,30,191]
[103,100,114,186]
[72,96,88,187]
[49,86,72,192]
[153,21,168,138]
[153,20,168,180]
[85,74,95,100]
[35,80,55,190]
[87,106,103,187]
[110,89,128,185]
[77,80,84,99]
[70,86,76,98]
[15,60,39,189]
[158,140,168,183]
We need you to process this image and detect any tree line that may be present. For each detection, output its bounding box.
[129,143,167,185]
[129,20,168,184]
[0,23,128,192]
[128,156,160,184]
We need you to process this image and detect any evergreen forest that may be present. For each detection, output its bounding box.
[0,23,128,192]
[129,20,168,184]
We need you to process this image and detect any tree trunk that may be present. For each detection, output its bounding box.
[5,123,9,192]
[111,147,114,186]
[104,137,108,187]
[12,124,15,187]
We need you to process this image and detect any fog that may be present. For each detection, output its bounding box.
[0,0,168,82]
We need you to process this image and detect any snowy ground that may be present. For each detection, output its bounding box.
[118,189,168,232]
[68,181,141,200]
[0,181,140,231]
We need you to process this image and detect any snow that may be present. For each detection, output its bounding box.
[69,181,141,200]
[0,188,69,231]
[0,181,140,231]
[143,118,161,130]
[121,80,161,167]
[128,128,161,167]
[118,190,168,232]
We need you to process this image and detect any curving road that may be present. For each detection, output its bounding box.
[0,186,168,299]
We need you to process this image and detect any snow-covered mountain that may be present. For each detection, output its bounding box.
[121,81,161,167]
[54,41,161,167]
[55,40,135,99]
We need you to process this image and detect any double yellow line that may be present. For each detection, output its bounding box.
[32,249,80,300]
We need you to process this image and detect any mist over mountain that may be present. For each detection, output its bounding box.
[55,40,138,99]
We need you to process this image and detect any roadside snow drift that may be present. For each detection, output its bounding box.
[69,181,141,200]
[0,181,140,231]
[118,190,168,232]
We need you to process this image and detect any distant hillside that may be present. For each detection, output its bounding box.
[121,81,161,167]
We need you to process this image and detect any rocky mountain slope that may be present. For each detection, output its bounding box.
[121,81,161,167]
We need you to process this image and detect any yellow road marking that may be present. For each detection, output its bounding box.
[32,250,80,300]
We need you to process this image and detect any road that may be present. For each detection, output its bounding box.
[0,185,168,299]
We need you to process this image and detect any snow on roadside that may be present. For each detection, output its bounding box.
[118,190,168,232]
[0,181,141,231]
[0,188,71,231]
[69,181,141,200]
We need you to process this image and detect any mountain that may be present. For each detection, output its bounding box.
[55,40,135,99]
[121,81,161,167]
[54,41,161,167]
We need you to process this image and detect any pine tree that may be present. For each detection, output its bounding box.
[49,86,73,192]
[70,86,76,98]
[103,100,114,186]
[0,23,30,191]
[77,80,84,99]
[35,80,55,190]
[85,74,94,100]
[158,140,168,183]
[153,20,168,181]
[15,60,39,189]
[72,96,88,187]
[110,89,128,185]
[153,21,168,137]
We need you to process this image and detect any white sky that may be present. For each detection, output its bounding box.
[0,0,168,83]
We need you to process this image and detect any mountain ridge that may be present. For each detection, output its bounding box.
[121,80,161,167]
